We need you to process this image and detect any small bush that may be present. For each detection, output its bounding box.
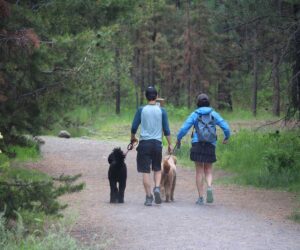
[0,153,10,171]
[8,145,40,162]
[217,129,300,191]
[0,168,84,223]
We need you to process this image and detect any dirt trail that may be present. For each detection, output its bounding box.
[29,137,300,250]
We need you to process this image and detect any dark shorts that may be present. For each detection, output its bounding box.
[136,139,162,173]
[190,142,216,163]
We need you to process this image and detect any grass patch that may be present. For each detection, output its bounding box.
[45,105,133,140]
[216,130,300,192]
[289,209,300,223]
[221,106,276,121]
[0,212,110,250]
[0,166,51,183]
[46,105,280,142]
[9,145,40,162]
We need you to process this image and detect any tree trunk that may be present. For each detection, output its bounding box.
[217,72,233,111]
[292,4,300,119]
[115,48,121,114]
[272,50,280,116]
[140,52,145,105]
[185,0,192,108]
[134,47,140,109]
[252,30,258,117]
[151,28,156,87]
[147,53,151,87]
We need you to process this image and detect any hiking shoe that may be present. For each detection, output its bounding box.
[206,187,214,203]
[196,197,204,205]
[144,195,153,206]
[153,187,162,204]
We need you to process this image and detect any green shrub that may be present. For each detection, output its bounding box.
[0,154,10,172]
[0,168,84,222]
[217,130,300,191]
[8,145,40,162]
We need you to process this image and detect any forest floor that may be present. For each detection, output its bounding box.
[28,136,300,250]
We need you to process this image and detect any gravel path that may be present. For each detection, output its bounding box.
[29,137,300,250]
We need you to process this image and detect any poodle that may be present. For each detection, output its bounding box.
[160,155,177,202]
[108,147,127,203]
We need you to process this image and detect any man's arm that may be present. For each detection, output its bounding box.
[165,135,172,153]
[161,108,172,153]
[130,107,142,142]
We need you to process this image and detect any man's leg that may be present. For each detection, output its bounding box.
[143,173,154,206]
[152,141,162,204]
[153,170,162,204]
[204,163,214,203]
[143,173,152,196]
[154,170,161,188]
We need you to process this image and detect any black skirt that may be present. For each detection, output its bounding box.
[190,142,216,163]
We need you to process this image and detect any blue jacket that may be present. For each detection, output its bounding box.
[177,107,230,146]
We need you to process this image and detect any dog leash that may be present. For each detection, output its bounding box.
[166,141,180,160]
[125,139,138,157]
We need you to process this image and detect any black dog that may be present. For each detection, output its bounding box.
[108,147,127,203]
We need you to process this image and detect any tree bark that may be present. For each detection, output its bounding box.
[272,50,280,116]
[252,30,258,117]
[140,52,145,105]
[185,0,192,108]
[115,48,121,114]
[292,4,300,118]
[134,46,140,109]
[217,72,233,111]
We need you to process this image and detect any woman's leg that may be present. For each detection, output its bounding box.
[204,163,214,203]
[195,162,205,197]
[204,163,213,188]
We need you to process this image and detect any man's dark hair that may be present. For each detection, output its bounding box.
[145,86,158,101]
[196,93,210,107]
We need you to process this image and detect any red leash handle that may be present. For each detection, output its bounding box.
[125,139,139,156]
[127,139,138,150]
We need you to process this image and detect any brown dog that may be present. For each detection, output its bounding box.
[160,155,177,202]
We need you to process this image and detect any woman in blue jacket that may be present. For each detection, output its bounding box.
[176,94,230,205]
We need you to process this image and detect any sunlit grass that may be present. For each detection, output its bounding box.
[9,145,40,162]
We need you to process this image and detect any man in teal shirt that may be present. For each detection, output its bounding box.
[131,86,172,206]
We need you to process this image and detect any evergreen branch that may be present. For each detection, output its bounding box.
[254,117,286,131]
[16,45,93,101]
[0,181,52,187]
[53,182,85,198]
[222,15,270,33]
[52,173,82,183]
[17,82,63,101]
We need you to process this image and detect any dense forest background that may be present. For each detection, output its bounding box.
[1,0,300,142]
[1,2,300,246]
